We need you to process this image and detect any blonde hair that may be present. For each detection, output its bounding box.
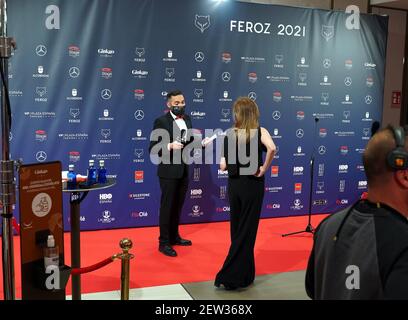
[232,97,260,142]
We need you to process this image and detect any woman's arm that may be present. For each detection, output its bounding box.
[220,157,227,171]
[220,134,228,171]
[255,127,276,177]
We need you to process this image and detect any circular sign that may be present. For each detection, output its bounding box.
[32,193,52,218]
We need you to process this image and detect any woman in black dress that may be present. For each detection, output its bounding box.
[215,97,276,290]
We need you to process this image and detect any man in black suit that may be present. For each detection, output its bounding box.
[149,90,210,257]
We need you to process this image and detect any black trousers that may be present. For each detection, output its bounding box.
[159,175,189,245]
[215,175,265,288]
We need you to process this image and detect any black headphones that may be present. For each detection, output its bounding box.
[386,126,408,170]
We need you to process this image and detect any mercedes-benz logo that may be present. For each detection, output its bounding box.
[296,129,304,138]
[248,92,257,101]
[221,72,231,82]
[134,110,145,120]
[101,89,112,100]
[323,58,331,68]
[344,77,352,86]
[272,111,281,120]
[69,67,80,78]
[36,151,47,162]
[365,95,373,104]
[35,45,47,56]
[318,146,326,155]
[195,51,204,62]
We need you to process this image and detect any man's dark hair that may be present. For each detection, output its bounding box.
[166,90,183,101]
[371,121,380,137]
[363,126,404,186]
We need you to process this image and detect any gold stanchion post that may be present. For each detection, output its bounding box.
[119,238,134,300]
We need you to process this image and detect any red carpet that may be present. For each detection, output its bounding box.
[0,214,327,299]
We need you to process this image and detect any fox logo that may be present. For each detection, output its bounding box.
[321,25,334,41]
[194,15,210,33]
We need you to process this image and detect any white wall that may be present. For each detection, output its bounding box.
[238,0,331,9]
[239,0,370,11]
[372,7,406,126]
[334,0,368,12]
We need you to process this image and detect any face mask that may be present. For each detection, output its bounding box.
[171,106,185,116]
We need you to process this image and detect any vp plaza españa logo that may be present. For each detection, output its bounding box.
[35,45,47,56]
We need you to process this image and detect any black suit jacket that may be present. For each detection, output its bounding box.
[149,112,193,179]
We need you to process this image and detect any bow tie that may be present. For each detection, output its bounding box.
[175,115,185,120]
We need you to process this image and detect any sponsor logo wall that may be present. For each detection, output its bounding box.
[8,0,386,230]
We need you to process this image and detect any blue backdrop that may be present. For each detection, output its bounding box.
[7,0,387,231]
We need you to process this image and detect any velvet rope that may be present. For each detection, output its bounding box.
[11,217,20,234]
[71,257,115,275]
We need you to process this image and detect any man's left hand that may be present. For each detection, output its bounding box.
[201,137,213,147]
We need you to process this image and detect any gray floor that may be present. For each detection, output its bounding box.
[183,270,309,300]
[71,270,310,300]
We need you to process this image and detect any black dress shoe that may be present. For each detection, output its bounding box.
[172,238,192,246]
[214,281,237,291]
[223,284,238,291]
[159,244,177,257]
